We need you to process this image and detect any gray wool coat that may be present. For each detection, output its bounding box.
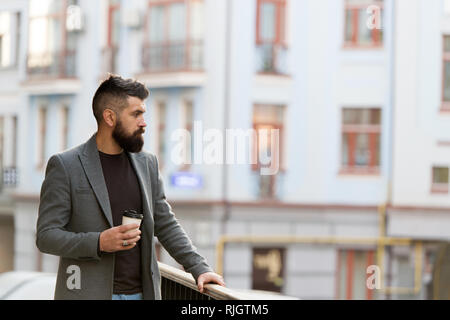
[36,133,212,300]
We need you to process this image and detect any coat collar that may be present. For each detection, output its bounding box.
[78,133,153,228]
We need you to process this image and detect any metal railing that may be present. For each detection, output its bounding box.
[2,167,18,188]
[142,40,203,73]
[26,50,76,78]
[255,43,288,75]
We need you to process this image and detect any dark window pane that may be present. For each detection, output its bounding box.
[433,167,449,184]
[345,9,353,42]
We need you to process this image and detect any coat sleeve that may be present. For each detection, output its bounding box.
[36,154,101,261]
[149,154,213,281]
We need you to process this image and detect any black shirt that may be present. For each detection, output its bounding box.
[99,150,143,294]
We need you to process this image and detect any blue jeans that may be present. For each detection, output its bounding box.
[112,292,143,300]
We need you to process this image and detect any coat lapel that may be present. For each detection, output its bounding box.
[78,133,114,228]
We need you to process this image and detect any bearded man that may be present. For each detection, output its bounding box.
[36,75,224,300]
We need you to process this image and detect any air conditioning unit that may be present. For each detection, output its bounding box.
[66,5,84,32]
[122,9,142,29]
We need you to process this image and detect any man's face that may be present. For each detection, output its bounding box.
[112,96,147,153]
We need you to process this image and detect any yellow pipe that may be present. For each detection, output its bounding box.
[216,234,412,277]
[215,234,424,297]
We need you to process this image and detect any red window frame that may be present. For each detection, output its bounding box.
[340,108,381,175]
[336,249,376,300]
[343,0,383,48]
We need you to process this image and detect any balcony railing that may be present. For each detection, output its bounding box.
[26,50,76,78]
[142,40,203,73]
[255,43,288,75]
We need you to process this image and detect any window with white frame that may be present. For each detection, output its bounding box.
[341,108,381,174]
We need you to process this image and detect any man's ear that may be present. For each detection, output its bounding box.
[103,108,116,127]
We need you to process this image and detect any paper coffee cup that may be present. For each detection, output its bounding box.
[122,210,143,233]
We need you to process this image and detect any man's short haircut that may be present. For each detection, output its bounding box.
[92,74,149,124]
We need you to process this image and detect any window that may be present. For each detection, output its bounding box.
[102,0,120,74]
[442,36,450,110]
[252,248,285,293]
[0,116,18,188]
[344,0,383,48]
[143,0,204,72]
[336,249,376,300]
[36,107,47,169]
[253,104,284,198]
[60,106,69,151]
[432,166,449,193]
[180,100,194,170]
[0,35,3,67]
[27,0,78,78]
[0,117,3,189]
[255,0,287,74]
[341,108,381,174]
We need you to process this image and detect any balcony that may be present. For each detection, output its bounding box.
[255,43,288,75]
[26,50,76,79]
[138,41,205,88]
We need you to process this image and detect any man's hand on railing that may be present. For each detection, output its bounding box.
[197,272,226,293]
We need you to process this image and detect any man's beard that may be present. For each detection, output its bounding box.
[112,120,144,153]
